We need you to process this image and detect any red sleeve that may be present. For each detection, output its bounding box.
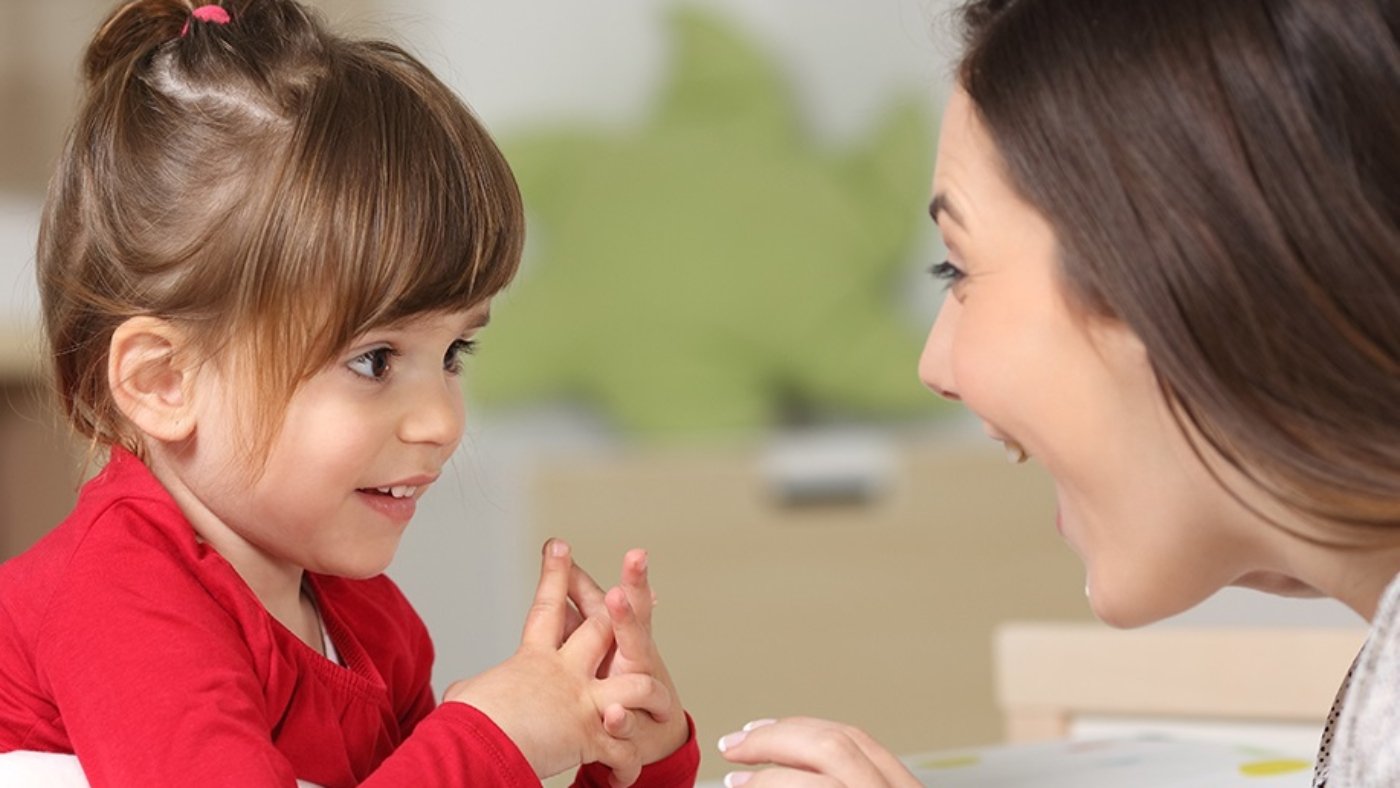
[359,702,538,787]
[36,506,302,786]
[572,714,701,788]
[37,507,540,788]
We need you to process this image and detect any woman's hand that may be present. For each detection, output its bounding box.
[570,550,690,766]
[716,718,923,787]
[443,539,672,787]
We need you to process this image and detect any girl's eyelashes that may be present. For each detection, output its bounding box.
[348,346,397,381]
[443,339,477,375]
[346,338,478,381]
[929,260,967,290]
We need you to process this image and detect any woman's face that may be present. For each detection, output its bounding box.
[920,88,1268,627]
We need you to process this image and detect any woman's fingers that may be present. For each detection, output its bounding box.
[721,768,845,788]
[520,538,574,649]
[717,718,918,788]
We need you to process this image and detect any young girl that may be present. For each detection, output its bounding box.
[0,1,697,785]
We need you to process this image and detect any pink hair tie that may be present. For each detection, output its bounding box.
[180,5,231,37]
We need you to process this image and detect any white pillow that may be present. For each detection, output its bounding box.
[0,751,323,787]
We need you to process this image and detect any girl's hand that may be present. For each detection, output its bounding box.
[716,718,923,787]
[443,540,672,787]
[570,550,690,766]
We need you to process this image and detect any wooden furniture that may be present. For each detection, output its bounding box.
[995,622,1367,745]
[529,440,1096,781]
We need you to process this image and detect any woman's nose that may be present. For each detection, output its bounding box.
[919,299,960,401]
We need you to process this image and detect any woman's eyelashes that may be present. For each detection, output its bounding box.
[929,260,967,290]
[347,339,478,382]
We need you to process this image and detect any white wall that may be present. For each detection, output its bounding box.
[0,0,1363,701]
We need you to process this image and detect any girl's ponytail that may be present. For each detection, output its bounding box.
[84,0,194,87]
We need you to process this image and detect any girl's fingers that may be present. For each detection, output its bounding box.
[594,673,674,722]
[561,611,616,670]
[606,586,655,668]
[568,563,609,619]
[619,548,654,629]
[594,737,642,788]
[716,718,915,788]
[602,703,636,739]
[562,598,585,640]
[520,539,574,649]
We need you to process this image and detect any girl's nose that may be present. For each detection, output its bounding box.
[399,378,465,448]
[919,298,961,402]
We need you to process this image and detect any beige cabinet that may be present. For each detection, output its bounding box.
[529,441,1095,780]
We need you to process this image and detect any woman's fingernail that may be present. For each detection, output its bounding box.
[717,731,746,753]
[723,772,753,788]
[550,539,570,558]
[742,718,777,732]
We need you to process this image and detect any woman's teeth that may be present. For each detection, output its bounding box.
[374,486,417,499]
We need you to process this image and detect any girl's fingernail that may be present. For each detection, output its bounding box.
[717,731,746,753]
[550,539,569,558]
[723,772,753,788]
[743,718,777,732]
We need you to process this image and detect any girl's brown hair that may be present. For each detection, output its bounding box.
[956,0,1399,536]
[39,0,523,463]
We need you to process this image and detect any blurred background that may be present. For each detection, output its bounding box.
[0,1,1361,781]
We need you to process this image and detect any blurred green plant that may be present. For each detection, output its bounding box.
[471,8,950,438]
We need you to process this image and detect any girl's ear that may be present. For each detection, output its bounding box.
[108,316,199,443]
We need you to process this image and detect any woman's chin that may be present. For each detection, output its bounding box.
[1083,572,1207,629]
[1231,571,1325,598]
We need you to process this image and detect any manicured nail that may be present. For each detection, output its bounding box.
[550,539,569,558]
[717,731,746,753]
[723,772,752,788]
[742,718,777,732]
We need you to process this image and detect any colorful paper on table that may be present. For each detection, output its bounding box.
[906,738,1313,787]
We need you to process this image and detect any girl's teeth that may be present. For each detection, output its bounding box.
[372,486,418,498]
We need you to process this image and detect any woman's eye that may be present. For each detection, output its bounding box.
[348,347,394,380]
[928,260,966,290]
[444,339,477,375]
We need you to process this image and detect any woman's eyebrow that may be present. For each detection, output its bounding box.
[929,192,966,229]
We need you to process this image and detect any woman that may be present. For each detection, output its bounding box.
[717,0,1399,785]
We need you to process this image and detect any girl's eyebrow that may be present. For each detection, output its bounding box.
[929,192,967,229]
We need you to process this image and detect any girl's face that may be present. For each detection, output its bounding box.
[920,89,1267,627]
[176,303,490,581]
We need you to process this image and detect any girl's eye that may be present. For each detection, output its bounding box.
[348,347,395,381]
[928,260,966,290]
[444,339,477,375]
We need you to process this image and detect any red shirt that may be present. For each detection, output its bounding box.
[0,449,698,787]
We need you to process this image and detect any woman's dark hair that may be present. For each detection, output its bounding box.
[957,0,1399,536]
